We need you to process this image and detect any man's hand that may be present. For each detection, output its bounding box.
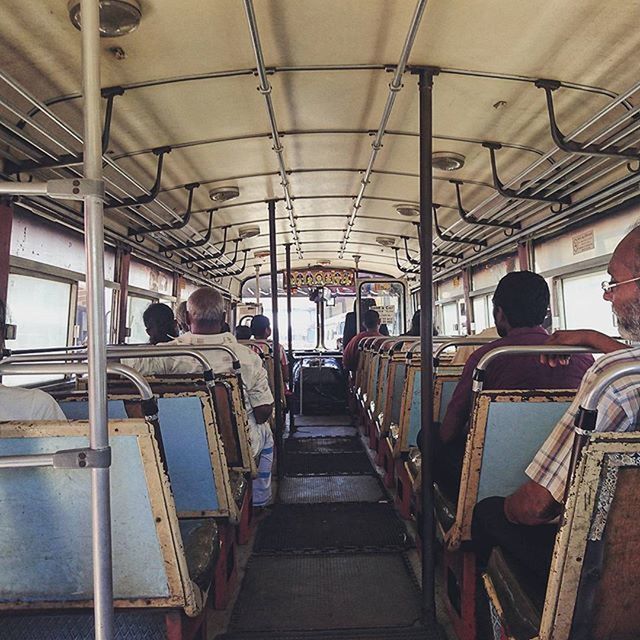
[504,480,562,525]
[540,329,625,367]
[253,403,274,424]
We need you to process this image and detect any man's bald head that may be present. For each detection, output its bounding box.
[187,287,225,334]
[613,225,640,273]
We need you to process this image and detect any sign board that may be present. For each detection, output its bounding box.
[288,268,355,289]
[371,305,396,324]
[572,229,595,255]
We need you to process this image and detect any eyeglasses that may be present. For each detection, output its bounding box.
[601,276,640,293]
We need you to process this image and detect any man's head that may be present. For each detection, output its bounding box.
[604,226,640,340]
[143,303,176,344]
[235,325,252,340]
[186,287,225,335]
[175,301,189,334]
[492,271,550,337]
[363,309,381,331]
[250,314,271,339]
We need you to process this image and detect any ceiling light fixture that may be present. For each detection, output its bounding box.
[208,186,240,202]
[432,151,465,172]
[394,203,420,217]
[68,0,142,37]
[376,236,396,248]
[238,226,261,240]
[254,250,270,259]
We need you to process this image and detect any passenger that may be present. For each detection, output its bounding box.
[221,321,231,333]
[343,309,383,372]
[472,227,640,584]
[235,325,252,340]
[142,302,177,345]
[436,271,593,497]
[175,301,189,334]
[250,314,289,385]
[0,300,66,421]
[130,287,275,507]
[342,299,388,350]
[404,310,421,336]
[450,325,500,365]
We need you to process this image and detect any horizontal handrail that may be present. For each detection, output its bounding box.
[472,345,597,392]
[433,338,496,360]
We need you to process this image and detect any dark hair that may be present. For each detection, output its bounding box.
[363,309,381,330]
[492,271,550,328]
[250,314,270,338]
[235,325,252,340]
[143,303,175,330]
[408,310,420,336]
[0,298,5,328]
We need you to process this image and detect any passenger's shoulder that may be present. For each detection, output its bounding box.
[590,346,640,374]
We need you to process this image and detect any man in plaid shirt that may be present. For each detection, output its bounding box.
[472,225,640,584]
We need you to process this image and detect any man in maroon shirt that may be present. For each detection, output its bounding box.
[435,271,593,496]
[343,309,382,372]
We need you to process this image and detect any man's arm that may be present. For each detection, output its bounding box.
[541,329,627,366]
[439,357,477,443]
[253,403,274,424]
[504,480,562,525]
[342,338,357,372]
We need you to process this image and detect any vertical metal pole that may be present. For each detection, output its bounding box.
[418,68,437,628]
[81,2,113,638]
[462,267,473,335]
[268,200,284,478]
[285,243,294,431]
[255,264,261,307]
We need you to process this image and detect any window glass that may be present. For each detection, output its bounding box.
[324,295,352,350]
[561,270,617,335]
[442,301,460,336]
[129,259,173,295]
[4,274,71,385]
[126,295,156,344]
[74,283,114,345]
[357,281,405,336]
[472,295,491,333]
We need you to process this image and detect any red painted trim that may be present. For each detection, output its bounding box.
[0,200,14,308]
[462,267,473,335]
[115,247,131,343]
[517,241,530,271]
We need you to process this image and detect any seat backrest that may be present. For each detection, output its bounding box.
[449,390,574,547]
[380,356,407,431]
[394,363,421,454]
[371,353,390,414]
[433,375,461,425]
[0,420,200,615]
[540,432,640,640]
[57,388,238,520]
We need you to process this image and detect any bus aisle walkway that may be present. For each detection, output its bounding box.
[218,414,431,640]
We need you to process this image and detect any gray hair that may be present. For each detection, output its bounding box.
[187,287,225,324]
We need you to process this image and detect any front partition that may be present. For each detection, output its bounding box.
[0,420,197,614]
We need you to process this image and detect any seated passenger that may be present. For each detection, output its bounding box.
[403,310,421,337]
[472,226,640,584]
[343,309,383,372]
[0,300,66,421]
[250,314,289,385]
[436,272,593,497]
[175,301,189,334]
[129,287,275,507]
[235,324,252,340]
[342,299,388,351]
[450,325,500,365]
[142,302,177,345]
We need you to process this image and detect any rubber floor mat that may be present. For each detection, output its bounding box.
[292,426,358,438]
[278,475,387,504]
[253,503,410,553]
[286,451,372,476]
[294,415,352,427]
[219,627,432,639]
[229,554,421,632]
[286,437,362,454]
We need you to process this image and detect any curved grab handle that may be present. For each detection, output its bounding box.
[433,338,496,361]
[472,345,596,392]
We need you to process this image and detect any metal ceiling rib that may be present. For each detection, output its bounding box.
[2,1,640,289]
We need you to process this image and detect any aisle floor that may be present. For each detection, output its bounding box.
[214,415,448,640]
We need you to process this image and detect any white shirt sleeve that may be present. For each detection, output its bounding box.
[241,351,274,409]
[31,389,67,421]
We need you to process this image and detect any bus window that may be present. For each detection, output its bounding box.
[4,274,71,385]
[324,293,352,350]
[251,297,319,350]
[74,282,114,345]
[561,270,617,335]
[472,294,492,333]
[442,301,461,336]
[126,295,156,344]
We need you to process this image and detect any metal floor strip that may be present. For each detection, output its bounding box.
[278,475,387,504]
[286,451,373,476]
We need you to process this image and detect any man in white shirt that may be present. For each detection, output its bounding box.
[127,287,275,507]
[0,301,66,421]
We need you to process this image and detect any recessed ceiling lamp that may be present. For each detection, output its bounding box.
[376,236,396,248]
[395,203,420,217]
[432,151,465,172]
[209,186,240,202]
[68,0,142,37]
[254,250,270,259]
[238,226,261,240]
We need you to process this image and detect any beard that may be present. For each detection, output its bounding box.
[615,299,640,341]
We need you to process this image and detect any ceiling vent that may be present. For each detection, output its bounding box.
[432,151,465,172]
[238,226,261,240]
[68,0,142,37]
[209,186,240,202]
[376,236,396,248]
[395,203,420,217]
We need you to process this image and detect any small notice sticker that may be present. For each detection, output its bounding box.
[572,229,595,255]
[371,305,396,324]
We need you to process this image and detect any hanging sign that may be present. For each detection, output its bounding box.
[288,268,355,289]
[371,305,396,324]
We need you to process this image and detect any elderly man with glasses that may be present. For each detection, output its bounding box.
[471,224,640,585]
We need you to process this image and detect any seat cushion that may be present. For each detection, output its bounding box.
[179,519,220,591]
[486,547,545,640]
[229,469,249,509]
